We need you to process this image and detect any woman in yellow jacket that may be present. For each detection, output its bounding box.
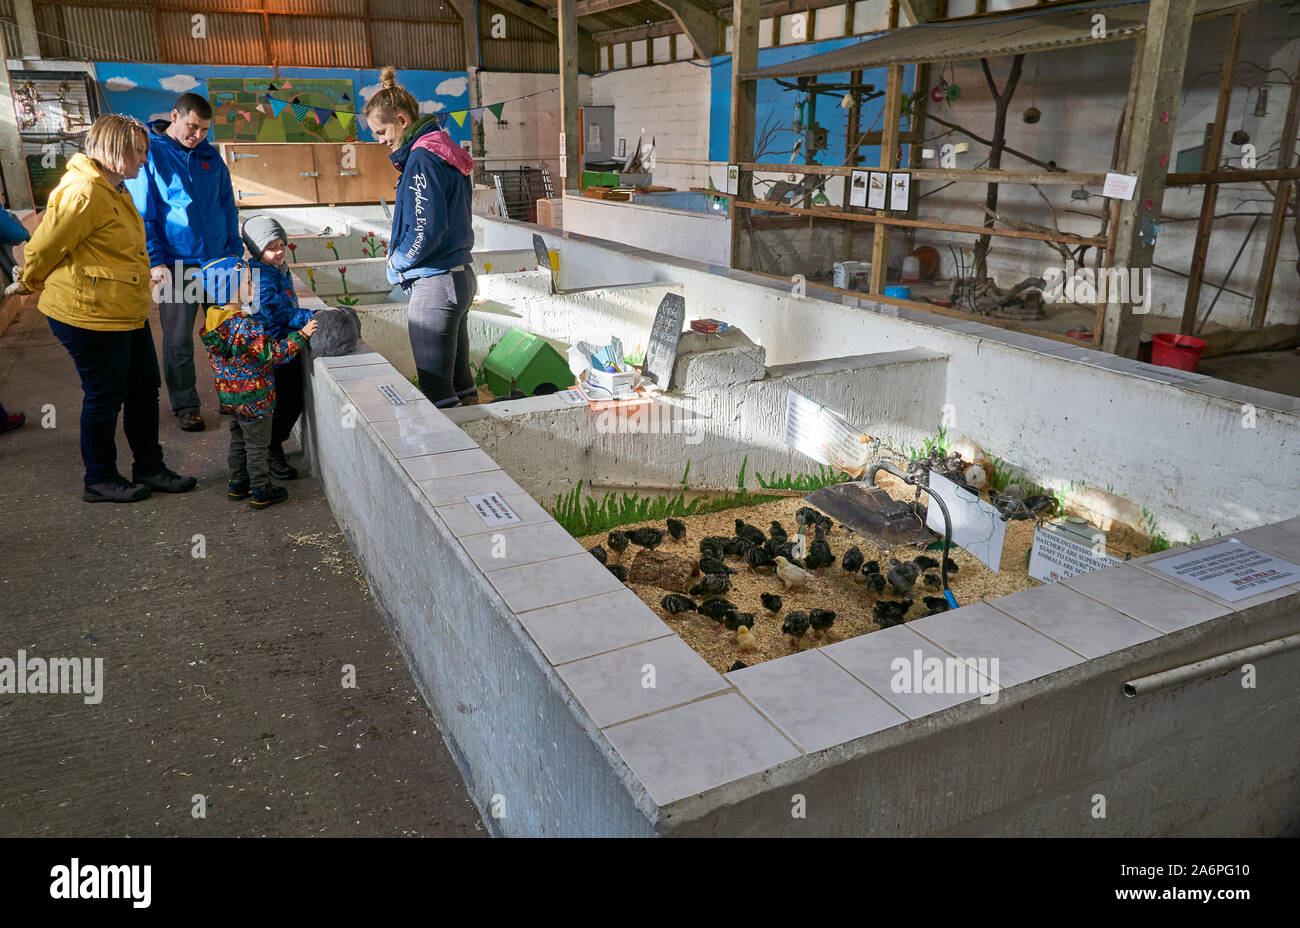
[9,114,197,502]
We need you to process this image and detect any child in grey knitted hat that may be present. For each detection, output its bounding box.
[241,215,315,481]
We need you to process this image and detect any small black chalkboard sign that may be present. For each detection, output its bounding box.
[642,293,686,391]
[532,233,557,294]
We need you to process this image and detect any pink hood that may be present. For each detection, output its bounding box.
[412,130,475,176]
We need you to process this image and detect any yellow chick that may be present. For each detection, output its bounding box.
[773,555,815,590]
[736,624,758,652]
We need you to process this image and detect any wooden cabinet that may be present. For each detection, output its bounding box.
[219,142,398,206]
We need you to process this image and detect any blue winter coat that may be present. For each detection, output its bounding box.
[125,120,240,268]
[387,116,474,287]
[249,258,314,363]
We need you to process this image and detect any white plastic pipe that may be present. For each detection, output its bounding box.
[1123,633,1300,697]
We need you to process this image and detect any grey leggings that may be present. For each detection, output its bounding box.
[407,267,478,408]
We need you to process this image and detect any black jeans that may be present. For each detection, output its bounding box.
[270,353,303,454]
[407,268,478,408]
[47,316,166,487]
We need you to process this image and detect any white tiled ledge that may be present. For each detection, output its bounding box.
[311,350,1300,813]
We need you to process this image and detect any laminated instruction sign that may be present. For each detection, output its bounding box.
[1148,540,1299,602]
[925,472,1006,573]
[1028,525,1124,583]
[467,493,522,528]
[783,389,873,477]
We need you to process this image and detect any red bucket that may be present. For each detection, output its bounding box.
[1151,333,1208,371]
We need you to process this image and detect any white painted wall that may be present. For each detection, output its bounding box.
[477,70,593,192]
[562,193,731,266]
[910,8,1300,329]
[588,60,714,192]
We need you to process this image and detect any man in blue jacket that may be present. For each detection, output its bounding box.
[126,92,240,432]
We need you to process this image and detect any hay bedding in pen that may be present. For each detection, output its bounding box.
[577,473,1144,673]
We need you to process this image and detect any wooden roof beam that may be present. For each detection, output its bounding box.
[649,0,720,57]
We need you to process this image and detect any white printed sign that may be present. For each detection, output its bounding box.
[377,383,407,406]
[924,472,1007,573]
[1103,172,1138,200]
[783,389,872,477]
[726,163,739,196]
[889,172,911,211]
[1149,540,1299,602]
[558,388,587,405]
[1028,525,1124,584]
[467,492,522,527]
[849,170,869,208]
[558,132,566,160]
[867,171,888,209]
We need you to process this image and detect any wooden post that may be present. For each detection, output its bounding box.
[1251,73,1300,328]
[1180,12,1242,334]
[559,0,582,192]
[842,69,863,261]
[1100,0,1195,358]
[728,0,760,270]
[868,65,903,293]
[973,55,1025,285]
[0,29,34,210]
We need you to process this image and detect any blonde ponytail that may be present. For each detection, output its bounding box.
[364,66,419,122]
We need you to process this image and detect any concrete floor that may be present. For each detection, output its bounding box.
[0,301,484,837]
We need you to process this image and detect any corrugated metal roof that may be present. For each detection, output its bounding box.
[269,15,368,67]
[157,10,265,65]
[740,0,1258,79]
[370,20,464,70]
[35,4,159,62]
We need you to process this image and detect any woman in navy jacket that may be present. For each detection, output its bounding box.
[363,67,478,408]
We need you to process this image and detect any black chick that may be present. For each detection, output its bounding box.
[841,546,864,574]
[922,595,951,616]
[666,517,686,541]
[746,545,776,571]
[795,506,818,527]
[699,555,737,576]
[589,545,608,565]
[606,564,629,582]
[698,597,737,622]
[661,593,696,614]
[943,560,960,575]
[873,599,912,628]
[768,520,788,544]
[805,538,835,573]
[726,535,755,558]
[629,527,664,549]
[809,609,836,635]
[813,521,829,542]
[728,660,748,672]
[690,573,731,597]
[700,536,730,558]
[913,554,940,571]
[760,592,783,613]
[922,572,942,590]
[1024,495,1057,517]
[887,561,921,596]
[607,530,629,555]
[723,611,756,631]
[781,610,811,640]
[864,572,887,596]
[861,560,880,576]
[734,519,766,547]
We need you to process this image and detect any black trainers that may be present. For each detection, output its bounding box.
[178,411,206,432]
[84,476,151,503]
[249,485,288,509]
[228,479,251,500]
[268,448,298,480]
[135,467,198,493]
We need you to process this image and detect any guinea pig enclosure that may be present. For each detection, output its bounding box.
[276,205,1300,837]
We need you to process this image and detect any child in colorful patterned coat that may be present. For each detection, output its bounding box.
[198,256,317,509]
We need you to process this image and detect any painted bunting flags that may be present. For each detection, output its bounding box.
[289,102,311,121]
[451,110,467,127]
[269,98,289,117]
[313,107,333,125]
[487,102,504,121]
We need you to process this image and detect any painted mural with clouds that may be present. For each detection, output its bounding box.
[97,64,472,146]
